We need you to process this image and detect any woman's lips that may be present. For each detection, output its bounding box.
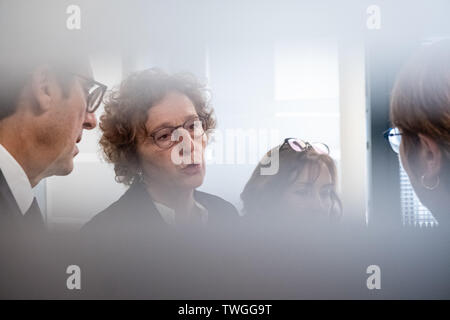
[180,163,202,175]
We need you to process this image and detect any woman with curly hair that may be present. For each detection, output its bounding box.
[83,68,238,234]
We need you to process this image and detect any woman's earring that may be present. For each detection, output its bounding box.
[421,174,440,190]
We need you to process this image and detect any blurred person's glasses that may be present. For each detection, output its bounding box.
[280,138,330,155]
[72,73,107,113]
[149,117,207,149]
[384,127,402,153]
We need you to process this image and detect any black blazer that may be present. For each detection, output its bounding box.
[0,169,25,231]
[0,169,44,233]
[78,180,240,298]
[82,180,240,237]
[0,171,52,299]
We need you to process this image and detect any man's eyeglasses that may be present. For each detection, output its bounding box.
[149,117,207,149]
[72,73,107,113]
[281,138,330,155]
[384,127,402,154]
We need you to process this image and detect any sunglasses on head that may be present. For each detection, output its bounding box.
[280,138,330,155]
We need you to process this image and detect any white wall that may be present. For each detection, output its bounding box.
[338,39,368,223]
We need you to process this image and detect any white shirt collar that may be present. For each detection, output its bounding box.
[153,199,208,226]
[0,144,34,214]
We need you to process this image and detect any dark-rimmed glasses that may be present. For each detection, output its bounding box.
[149,117,207,149]
[383,127,402,154]
[72,73,107,113]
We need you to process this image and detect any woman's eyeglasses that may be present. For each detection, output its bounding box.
[384,127,402,154]
[281,138,330,155]
[72,73,108,113]
[149,117,207,149]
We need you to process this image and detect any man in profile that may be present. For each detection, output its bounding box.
[0,1,106,298]
[0,2,105,233]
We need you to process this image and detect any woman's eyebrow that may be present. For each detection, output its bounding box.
[150,115,199,133]
[184,114,200,121]
[150,121,174,133]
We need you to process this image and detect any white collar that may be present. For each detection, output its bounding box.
[153,199,208,226]
[0,144,34,214]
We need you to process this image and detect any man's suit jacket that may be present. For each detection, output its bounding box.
[0,170,58,299]
[0,169,44,231]
[0,169,24,231]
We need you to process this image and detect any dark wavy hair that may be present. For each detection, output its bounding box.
[99,68,216,185]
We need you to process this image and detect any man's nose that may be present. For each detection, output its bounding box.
[83,111,97,130]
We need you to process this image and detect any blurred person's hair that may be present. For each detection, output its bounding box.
[99,68,216,186]
[390,40,450,191]
[240,144,342,219]
[0,0,90,120]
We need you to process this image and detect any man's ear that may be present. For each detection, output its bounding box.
[30,65,53,113]
[418,133,442,178]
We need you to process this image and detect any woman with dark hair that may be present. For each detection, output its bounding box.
[241,138,342,224]
[388,40,450,224]
[83,68,238,235]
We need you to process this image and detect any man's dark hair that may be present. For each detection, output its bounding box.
[0,0,90,120]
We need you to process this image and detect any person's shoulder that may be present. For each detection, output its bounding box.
[81,197,124,235]
[194,190,239,218]
[80,185,137,235]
